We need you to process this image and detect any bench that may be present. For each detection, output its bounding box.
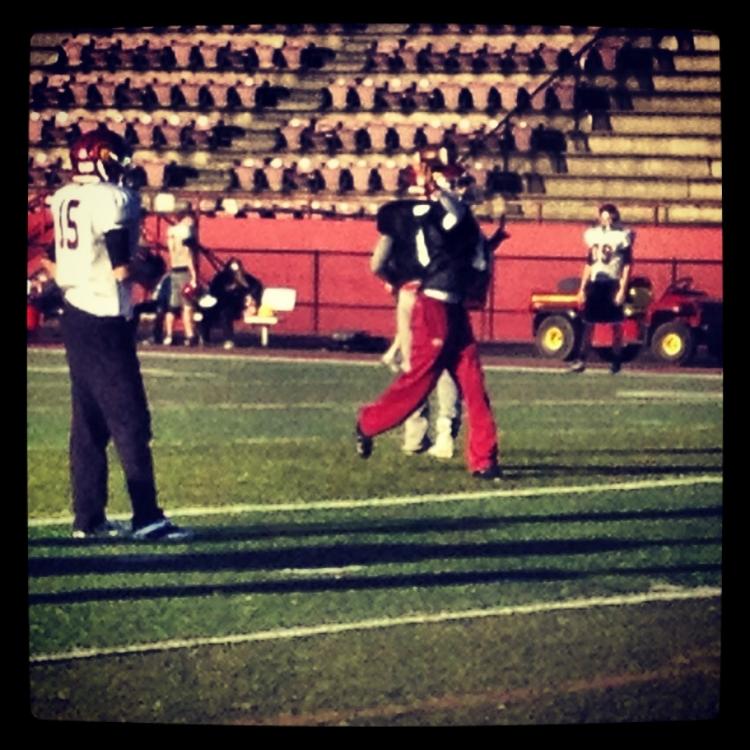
[243,287,297,346]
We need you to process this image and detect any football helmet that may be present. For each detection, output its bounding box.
[598,202,620,224]
[418,146,464,181]
[70,129,132,183]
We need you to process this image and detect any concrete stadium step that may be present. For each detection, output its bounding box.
[628,93,721,113]
[517,197,722,225]
[230,132,279,151]
[606,112,721,135]
[586,133,721,158]
[693,32,720,52]
[534,175,721,202]
[510,153,720,179]
[652,73,721,93]
[673,53,721,73]
[30,49,56,66]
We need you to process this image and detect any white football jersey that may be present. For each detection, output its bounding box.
[583,224,634,282]
[51,181,141,318]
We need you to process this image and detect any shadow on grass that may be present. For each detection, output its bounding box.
[28,527,722,605]
[29,505,723,549]
[28,559,722,605]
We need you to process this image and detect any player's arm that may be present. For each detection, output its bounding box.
[370,234,394,278]
[486,214,509,252]
[615,263,631,306]
[615,244,633,306]
[181,234,200,284]
[42,242,56,278]
[577,259,592,305]
[105,228,132,282]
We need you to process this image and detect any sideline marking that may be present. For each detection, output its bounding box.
[617,390,722,400]
[29,586,721,665]
[28,474,722,527]
[27,395,724,413]
[29,347,724,381]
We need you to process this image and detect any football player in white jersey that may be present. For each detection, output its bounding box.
[50,129,191,540]
[569,203,634,373]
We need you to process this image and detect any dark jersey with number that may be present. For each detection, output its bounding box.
[375,194,486,301]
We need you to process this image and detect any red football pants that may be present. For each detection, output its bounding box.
[358,293,499,472]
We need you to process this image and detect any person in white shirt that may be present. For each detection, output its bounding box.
[164,212,199,346]
[569,203,634,374]
[50,128,191,541]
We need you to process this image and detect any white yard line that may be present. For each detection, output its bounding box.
[616,390,723,400]
[28,474,722,527]
[29,347,724,381]
[27,436,324,450]
[26,395,723,413]
[29,585,721,665]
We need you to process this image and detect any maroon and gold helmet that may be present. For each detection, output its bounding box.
[70,129,132,183]
[417,146,464,181]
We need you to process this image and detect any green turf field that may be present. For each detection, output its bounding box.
[27,347,722,725]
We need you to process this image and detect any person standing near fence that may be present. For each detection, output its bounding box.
[163,211,199,346]
[50,128,191,540]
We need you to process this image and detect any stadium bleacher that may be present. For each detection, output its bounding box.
[28,25,721,225]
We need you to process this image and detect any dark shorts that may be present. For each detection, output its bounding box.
[168,269,192,309]
[583,280,623,323]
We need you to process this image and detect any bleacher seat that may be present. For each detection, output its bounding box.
[28,26,721,225]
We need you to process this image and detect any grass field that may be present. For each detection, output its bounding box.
[27,346,723,725]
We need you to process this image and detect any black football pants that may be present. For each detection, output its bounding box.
[61,302,164,532]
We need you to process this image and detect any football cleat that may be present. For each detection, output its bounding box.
[472,464,504,481]
[72,519,130,540]
[402,437,431,455]
[132,518,193,542]
[355,424,373,459]
[567,360,586,373]
[427,439,455,460]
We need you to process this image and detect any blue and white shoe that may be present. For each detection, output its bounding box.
[132,518,193,542]
[72,520,130,540]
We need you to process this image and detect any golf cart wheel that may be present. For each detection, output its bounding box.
[650,321,695,365]
[535,315,577,360]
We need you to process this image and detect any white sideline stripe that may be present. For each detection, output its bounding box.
[152,437,324,448]
[26,436,324,451]
[29,586,721,665]
[27,396,724,413]
[29,347,724,380]
[27,365,214,379]
[617,390,723,400]
[27,475,722,527]
[150,401,348,410]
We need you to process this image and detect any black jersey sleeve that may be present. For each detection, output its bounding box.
[104,228,131,269]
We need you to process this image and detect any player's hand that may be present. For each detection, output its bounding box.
[614,289,626,306]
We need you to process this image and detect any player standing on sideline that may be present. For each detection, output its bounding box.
[356,148,503,480]
[50,129,191,540]
[163,211,200,346]
[568,203,634,374]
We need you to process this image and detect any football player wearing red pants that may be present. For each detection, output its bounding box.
[50,129,192,541]
[356,148,503,479]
